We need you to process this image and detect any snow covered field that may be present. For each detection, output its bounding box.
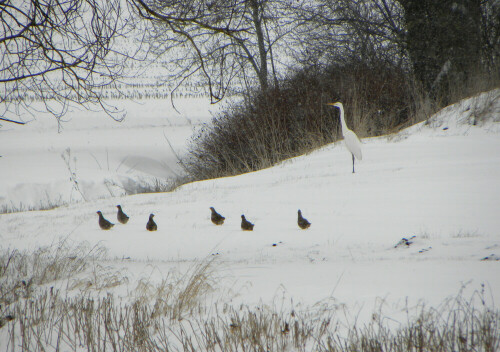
[0,97,220,210]
[1,90,500,349]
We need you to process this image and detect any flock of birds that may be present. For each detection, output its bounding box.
[96,206,158,231]
[95,102,360,233]
[97,205,158,231]
[96,206,311,231]
[210,206,311,230]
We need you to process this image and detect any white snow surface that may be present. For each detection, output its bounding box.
[0,97,219,209]
[1,90,500,325]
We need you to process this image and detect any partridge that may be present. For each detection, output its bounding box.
[241,215,254,231]
[97,211,114,230]
[116,205,129,224]
[297,209,311,229]
[210,207,225,225]
[146,213,158,231]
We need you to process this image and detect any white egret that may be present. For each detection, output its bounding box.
[327,102,362,173]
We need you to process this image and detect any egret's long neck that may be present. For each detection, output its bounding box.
[338,105,348,135]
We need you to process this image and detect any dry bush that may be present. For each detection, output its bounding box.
[182,59,414,181]
[433,61,500,109]
[320,61,416,136]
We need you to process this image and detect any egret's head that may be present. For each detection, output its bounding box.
[327,102,342,108]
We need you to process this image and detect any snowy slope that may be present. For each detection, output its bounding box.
[0,97,219,210]
[1,90,499,326]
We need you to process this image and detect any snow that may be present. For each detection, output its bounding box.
[1,90,500,330]
[0,97,220,209]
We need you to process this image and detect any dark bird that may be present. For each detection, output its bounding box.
[241,215,254,231]
[116,205,129,224]
[146,213,157,231]
[97,211,114,230]
[297,209,311,229]
[210,207,225,225]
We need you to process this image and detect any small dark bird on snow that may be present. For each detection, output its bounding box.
[241,215,254,231]
[297,209,311,229]
[116,205,129,224]
[97,211,114,230]
[146,213,158,231]
[210,207,225,225]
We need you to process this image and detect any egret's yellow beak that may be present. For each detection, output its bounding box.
[326,102,339,106]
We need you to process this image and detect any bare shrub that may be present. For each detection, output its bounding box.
[182,59,414,181]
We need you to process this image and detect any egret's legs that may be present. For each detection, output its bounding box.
[352,154,355,173]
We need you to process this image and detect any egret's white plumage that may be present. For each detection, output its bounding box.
[327,102,362,173]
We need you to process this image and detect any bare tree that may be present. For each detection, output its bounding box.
[398,0,483,96]
[478,0,500,75]
[299,0,499,100]
[0,0,128,124]
[292,0,405,67]
[128,0,309,101]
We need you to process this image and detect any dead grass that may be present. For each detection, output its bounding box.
[133,258,217,321]
[1,243,498,352]
[0,241,106,308]
[2,285,497,352]
[0,194,67,214]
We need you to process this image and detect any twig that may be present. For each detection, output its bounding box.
[0,117,26,125]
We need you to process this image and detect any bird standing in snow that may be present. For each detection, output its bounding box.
[97,211,114,230]
[327,102,362,173]
[241,215,254,231]
[210,207,225,225]
[297,209,311,229]
[116,205,129,224]
[146,214,157,231]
